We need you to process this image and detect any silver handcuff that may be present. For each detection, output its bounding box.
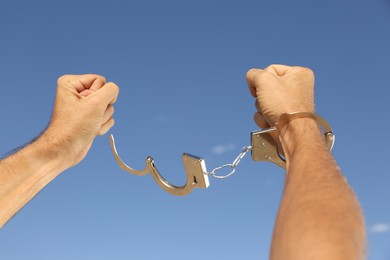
[109,112,335,196]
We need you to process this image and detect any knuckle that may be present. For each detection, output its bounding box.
[57,75,70,84]
[94,77,103,83]
[294,66,314,76]
[99,75,107,82]
[246,68,261,80]
[105,81,114,87]
[266,64,278,69]
[246,68,256,77]
[95,75,107,84]
[302,67,314,76]
[254,71,271,83]
[107,82,120,92]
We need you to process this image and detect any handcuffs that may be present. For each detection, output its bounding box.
[109,112,335,196]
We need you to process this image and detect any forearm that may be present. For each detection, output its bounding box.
[0,134,69,228]
[270,119,365,260]
[0,74,117,229]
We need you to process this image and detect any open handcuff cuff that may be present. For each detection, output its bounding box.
[109,112,335,196]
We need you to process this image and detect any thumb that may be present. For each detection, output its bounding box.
[80,89,95,96]
[246,68,278,98]
[246,68,264,98]
[94,82,120,105]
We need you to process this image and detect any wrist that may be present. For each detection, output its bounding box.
[276,113,334,162]
[279,119,325,156]
[31,130,75,172]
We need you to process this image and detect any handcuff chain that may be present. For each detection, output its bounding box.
[207,146,252,179]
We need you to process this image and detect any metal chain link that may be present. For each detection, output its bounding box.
[207,146,252,179]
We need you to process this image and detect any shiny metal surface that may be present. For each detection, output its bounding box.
[109,134,209,196]
[208,146,252,179]
[251,112,335,168]
[109,112,335,195]
[251,127,286,168]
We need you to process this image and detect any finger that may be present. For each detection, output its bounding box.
[98,118,115,136]
[79,77,107,97]
[255,112,279,142]
[255,100,261,112]
[89,77,107,91]
[76,75,106,91]
[96,82,120,105]
[264,64,292,77]
[58,74,106,93]
[254,112,270,129]
[101,105,114,125]
[79,89,95,97]
[246,68,264,98]
[290,66,315,79]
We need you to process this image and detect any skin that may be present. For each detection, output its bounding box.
[246,65,366,259]
[0,74,119,228]
[0,66,366,259]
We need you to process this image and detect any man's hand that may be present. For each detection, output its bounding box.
[246,64,315,129]
[43,74,119,167]
[0,74,120,228]
[246,65,366,260]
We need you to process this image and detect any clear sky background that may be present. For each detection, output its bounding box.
[0,0,389,259]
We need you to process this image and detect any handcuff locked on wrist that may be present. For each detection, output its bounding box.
[109,112,335,196]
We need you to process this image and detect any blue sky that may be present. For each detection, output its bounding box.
[1,0,389,259]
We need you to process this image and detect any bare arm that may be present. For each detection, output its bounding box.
[0,74,119,228]
[246,65,365,259]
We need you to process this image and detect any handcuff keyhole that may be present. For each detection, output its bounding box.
[193,176,198,184]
